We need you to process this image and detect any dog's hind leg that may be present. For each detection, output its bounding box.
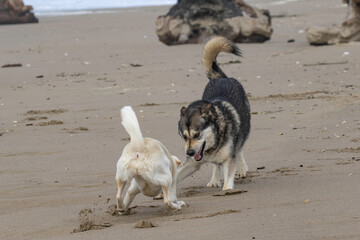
[116,178,127,212]
[176,158,202,183]
[207,164,222,187]
[122,179,140,215]
[222,157,237,190]
[238,150,248,178]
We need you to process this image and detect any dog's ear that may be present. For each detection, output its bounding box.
[201,103,213,114]
[180,106,187,116]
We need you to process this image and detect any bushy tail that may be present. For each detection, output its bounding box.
[202,36,242,80]
[121,106,146,152]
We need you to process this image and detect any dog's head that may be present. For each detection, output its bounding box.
[178,101,216,161]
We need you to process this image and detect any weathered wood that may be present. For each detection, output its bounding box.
[155,0,272,45]
[0,0,38,25]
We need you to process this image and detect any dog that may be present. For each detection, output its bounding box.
[177,36,251,191]
[115,106,186,215]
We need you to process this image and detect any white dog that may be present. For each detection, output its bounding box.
[115,106,186,214]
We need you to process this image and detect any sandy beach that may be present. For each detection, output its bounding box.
[1,0,359,239]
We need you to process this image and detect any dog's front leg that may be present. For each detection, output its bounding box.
[169,172,187,209]
[222,157,237,190]
[207,164,222,187]
[162,185,186,210]
[116,178,127,212]
[176,158,202,183]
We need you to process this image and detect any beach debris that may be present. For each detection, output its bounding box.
[272,13,299,18]
[36,120,64,126]
[23,116,48,121]
[173,209,239,222]
[24,109,68,115]
[271,167,298,176]
[213,189,247,196]
[220,60,242,65]
[35,75,44,78]
[304,199,310,204]
[66,127,89,133]
[1,63,22,68]
[257,166,265,170]
[156,0,273,45]
[130,63,142,67]
[135,220,158,228]
[303,61,348,67]
[287,39,295,43]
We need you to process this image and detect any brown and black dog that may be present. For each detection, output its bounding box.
[177,36,251,190]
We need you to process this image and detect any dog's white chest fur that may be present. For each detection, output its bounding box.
[205,139,233,163]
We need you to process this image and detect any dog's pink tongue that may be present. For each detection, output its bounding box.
[194,151,201,161]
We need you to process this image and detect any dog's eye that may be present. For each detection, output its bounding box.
[194,133,200,139]
[183,135,187,141]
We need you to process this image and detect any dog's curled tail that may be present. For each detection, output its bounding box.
[121,106,146,152]
[202,36,242,80]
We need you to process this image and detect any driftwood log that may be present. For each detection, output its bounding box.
[306,0,360,45]
[155,0,273,45]
[0,0,38,24]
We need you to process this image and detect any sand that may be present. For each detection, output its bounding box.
[0,0,359,239]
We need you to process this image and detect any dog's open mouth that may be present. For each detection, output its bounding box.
[194,141,206,161]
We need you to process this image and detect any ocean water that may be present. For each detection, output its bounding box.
[25,0,177,16]
[24,0,299,17]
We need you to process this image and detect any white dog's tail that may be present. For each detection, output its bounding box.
[121,106,146,152]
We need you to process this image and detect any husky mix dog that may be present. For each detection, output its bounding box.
[177,36,251,191]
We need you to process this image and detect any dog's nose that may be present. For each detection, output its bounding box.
[186,149,195,157]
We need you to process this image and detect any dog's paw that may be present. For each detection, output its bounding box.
[239,170,247,178]
[177,201,188,208]
[172,201,188,211]
[118,209,131,216]
[207,181,221,188]
[222,186,234,191]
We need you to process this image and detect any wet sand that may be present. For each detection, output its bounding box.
[0,0,359,239]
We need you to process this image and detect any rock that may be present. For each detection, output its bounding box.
[0,0,38,25]
[155,0,272,45]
